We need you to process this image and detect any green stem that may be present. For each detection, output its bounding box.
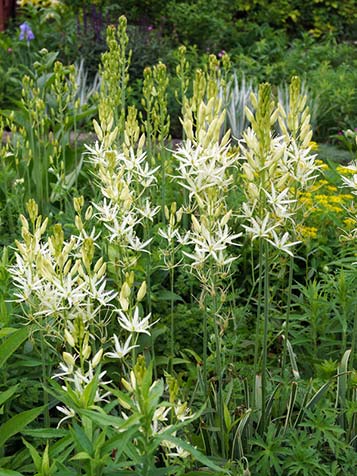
[40,336,50,427]
[212,291,225,458]
[281,255,294,376]
[351,305,357,369]
[202,299,208,397]
[261,241,269,433]
[169,265,175,373]
[254,239,264,379]
[144,223,156,379]
[161,150,166,224]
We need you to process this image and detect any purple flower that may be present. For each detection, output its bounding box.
[19,22,35,42]
[147,25,154,31]
[218,49,226,58]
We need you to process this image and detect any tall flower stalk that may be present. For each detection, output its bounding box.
[158,202,184,370]
[174,68,240,454]
[239,79,319,432]
[141,62,170,221]
[99,15,131,145]
[277,76,317,375]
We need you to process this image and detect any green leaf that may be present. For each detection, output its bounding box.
[48,434,74,461]
[223,403,231,432]
[22,428,67,438]
[102,427,139,458]
[181,348,202,364]
[305,382,331,412]
[81,371,99,407]
[70,451,92,461]
[22,439,41,471]
[71,423,93,456]
[80,409,140,430]
[286,338,300,380]
[284,382,298,431]
[0,327,29,369]
[156,434,227,473]
[337,349,351,408]
[148,467,181,476]
[0,328,19,338]
[156,290,183,302]
[0,385,19,407]
[147,380,164,414]
[232,408,252,459]
[185,472,218,476]
[0,470,24,476]
[0,405,44,448]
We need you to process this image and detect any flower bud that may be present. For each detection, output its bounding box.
[65,329,76,347]
[63,352,75,370]
[119,296,129,311]
[176,208,183,223]
[85,206,93,221]
[75,215,83,232]
[191,215,201,232]
[82,344,91,360]
[94,257,104,274]
[164,205,170,221]
[137,281,147,302]
[92,348,103,368]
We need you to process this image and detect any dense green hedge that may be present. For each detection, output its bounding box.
[64,0,357,44]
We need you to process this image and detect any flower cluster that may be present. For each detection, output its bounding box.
[86,132,159,276]
[174,138,240,293]
[297,164,354,244]
[8,199,117,339]
[239,79,320,256]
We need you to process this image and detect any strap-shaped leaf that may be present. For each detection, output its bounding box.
[0,405,44,448]
[0,327,29,369]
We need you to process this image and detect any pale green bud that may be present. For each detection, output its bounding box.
[26,199,38,223]
[73,195,84,214]
[82,344,91,360]
[137,281,147,302]
[221,210,232,226]
[85,205,93,221]
[93,119,103,141]
[63,352,75,369]
[75,215,83,232]
[175,208,183,223]
[63,258,72,276]
[92,348,103,368]
[94,257,104,274]
[191,215,201,232]
[121,281,131,298]
[65,329,76,348]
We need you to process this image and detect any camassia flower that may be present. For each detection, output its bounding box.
[117,306,158,335]
[183,218,241,266]
[267,231,301,256]
[105,334,138,359]
[242,214,279,241]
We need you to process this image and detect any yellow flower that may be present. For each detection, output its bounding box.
[344,217,356,229]
[309,141,319,151]
[337,166,356,175]
[296,225,318,240]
